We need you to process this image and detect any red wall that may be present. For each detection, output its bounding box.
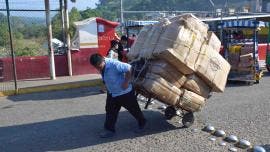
[258,44,270,60]
[1,56,50,81]
[0,18,118,82]
[71,48,99,75]
[54,55,68,76]
[0,51,99,82]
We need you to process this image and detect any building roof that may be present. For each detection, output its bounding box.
[218,19,269,28]
[74,17,119,27]
[123,20,158,27]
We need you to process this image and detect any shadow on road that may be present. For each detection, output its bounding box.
[225,81,255,88]
[0,111,184,152]
[263,71,270,77]
[7,87,104,102]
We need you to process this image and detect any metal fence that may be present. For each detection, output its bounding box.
[0,0,63,92]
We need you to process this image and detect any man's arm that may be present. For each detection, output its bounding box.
[122,68,131,89]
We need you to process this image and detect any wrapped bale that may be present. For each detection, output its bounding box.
[207,31,221,52]
[240,53,253,62]
[137,73,183,106]
[238,60,254,68]
[169,13,209,35]
[127,25,153,60]
[195,44,231,92]
[183,74,211,98]
[237,67,255,72]
[177,89,206,112]
[139,19,171,59]
[153,23,206,74]
[147,60,187,88]
[228,52,240,70]
[241,44,254,55]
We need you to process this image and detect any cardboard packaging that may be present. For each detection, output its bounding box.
[177,89,206,112]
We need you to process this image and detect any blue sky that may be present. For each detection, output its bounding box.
[1,0,99,10]
[0,0,99,17]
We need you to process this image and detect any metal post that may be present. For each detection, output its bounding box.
[5,0,18,91]
[209,0,215,17]
[220,11,226,58]
[45,0,56,80]
[253,20,259,80]
[60,0,66,43]
[64,0,73,76]
[120,0,124,34]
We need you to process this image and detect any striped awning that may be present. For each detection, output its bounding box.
[218,20,269,28]
[123,20,158,27]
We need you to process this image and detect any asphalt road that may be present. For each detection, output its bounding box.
[0,75,269,152]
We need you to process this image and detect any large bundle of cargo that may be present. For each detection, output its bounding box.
[227,43,256,81]
[129,14,230,112]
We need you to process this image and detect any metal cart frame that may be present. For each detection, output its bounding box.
[219,19,264,84]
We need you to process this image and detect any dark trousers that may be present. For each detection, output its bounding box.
[104,90,146,132]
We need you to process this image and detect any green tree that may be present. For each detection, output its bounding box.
[52,7,82,41]
[52,13,63,41]
[18,24,46,39]
[14,39,43,56]
[80,8,101,19]
[0,22,9,47]
[69,7,82,38]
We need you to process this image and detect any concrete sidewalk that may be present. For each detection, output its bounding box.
[0,74,102,97]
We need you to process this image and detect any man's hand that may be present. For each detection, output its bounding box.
[122,81,129,89]
[122,69,131,89]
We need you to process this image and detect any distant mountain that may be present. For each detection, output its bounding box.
[94,0,250,20]
[20,16,46,25]
[0,12,45,25]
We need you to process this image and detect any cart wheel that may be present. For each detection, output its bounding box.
[247,81,254,85]
[164,106,176,120]
[182,112,195,128]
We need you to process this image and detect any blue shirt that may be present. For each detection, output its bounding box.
[102,58,132,97]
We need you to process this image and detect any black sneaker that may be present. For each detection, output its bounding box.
[134,119,147,133]
[99,130,115,138]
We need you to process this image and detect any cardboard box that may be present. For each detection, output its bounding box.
[153,25,205,74]
[170,14,209,35]
[241,44,254,55]
[155,48,198,74]
[139,19,170,59]
[177,89,206,112]
[148,60,187,88]
[195,44,231,92]
[128,25,153,60]
[183,74,211,98]
[238,60,254,68]
[139,73,183,106]
[207,31,221,52]
[240,53,253,62]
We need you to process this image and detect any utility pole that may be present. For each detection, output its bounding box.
[209,0,215,17]
[256,0,262,12]
[64,0,73,76]
[224,0,228,15]
[5,0,18,91]
[120,0,124,34]
[60,0,66,45]
[45,0,56,80]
